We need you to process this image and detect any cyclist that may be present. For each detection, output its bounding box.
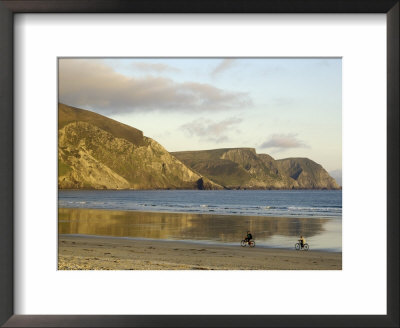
[244,231,253,244]
[299,235,306,248]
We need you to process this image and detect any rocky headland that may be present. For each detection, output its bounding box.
[58,103,339,190]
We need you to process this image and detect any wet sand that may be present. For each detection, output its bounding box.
[58,208,342,251]
[58,235,342,270]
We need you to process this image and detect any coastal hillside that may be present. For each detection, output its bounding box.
[58,103,339,190]
[276,158,339,189]
[172,149,339,190]
[58,104,222,190]
[59,103,144,146]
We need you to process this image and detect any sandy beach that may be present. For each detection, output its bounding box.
[58,235,342,270]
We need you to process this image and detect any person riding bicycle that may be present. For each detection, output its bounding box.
[299,235,306,248]
[244,231,253,244]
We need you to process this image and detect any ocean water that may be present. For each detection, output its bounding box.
[58,190,342,252]
[58,190,342,218]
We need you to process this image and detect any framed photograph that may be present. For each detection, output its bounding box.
[1,0,398,327]
[57,57,343,272]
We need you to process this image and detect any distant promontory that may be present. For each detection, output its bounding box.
[58,103,340,190]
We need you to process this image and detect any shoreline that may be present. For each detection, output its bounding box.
[58,206,341,220]
[58,235,342,270]
[59,208,342,253]
[59,188,342,191]
[61,233,342,253]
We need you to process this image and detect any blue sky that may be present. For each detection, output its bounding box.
[59,58,342,172]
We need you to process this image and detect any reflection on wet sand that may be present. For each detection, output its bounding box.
[59,208,332,244]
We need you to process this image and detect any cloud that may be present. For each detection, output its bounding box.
[181,117,242,143]
[58,59,251,114]
[211,59,235,76]
[132,62,179,73]
[259,134,308,149]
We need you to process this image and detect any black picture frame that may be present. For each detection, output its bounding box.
[0,1,398,327]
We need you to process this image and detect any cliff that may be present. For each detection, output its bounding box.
[58,103,339,190]
[173,149,340,190]
[58,104,222,190]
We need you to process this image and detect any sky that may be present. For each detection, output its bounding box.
[58,58,342,172]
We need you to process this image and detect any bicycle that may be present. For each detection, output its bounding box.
[240,239,255,247]
[295,241,309,251]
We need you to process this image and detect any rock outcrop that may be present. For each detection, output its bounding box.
[58,103,339,190]
[58,104,222,190]
[173,149,340,190]
[276,158,339,189]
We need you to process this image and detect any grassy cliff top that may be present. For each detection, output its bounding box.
[59,103,144,146]
[172,148,256,161]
